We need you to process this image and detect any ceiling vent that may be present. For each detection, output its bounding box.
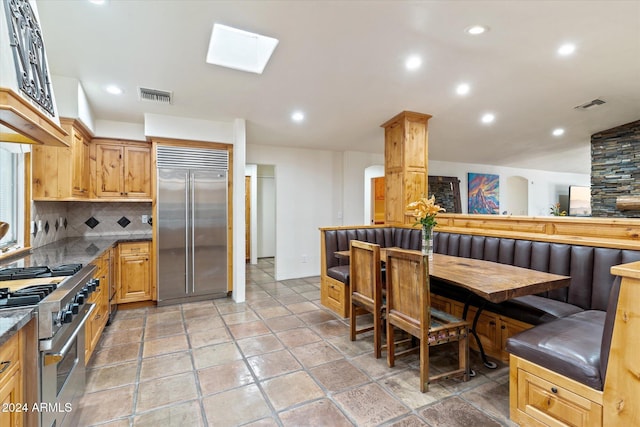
[138,87,173,104]
[574,98,605,110]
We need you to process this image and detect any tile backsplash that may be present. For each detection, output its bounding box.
[32,201,152,248]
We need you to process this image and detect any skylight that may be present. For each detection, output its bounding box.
[206,23,279,74]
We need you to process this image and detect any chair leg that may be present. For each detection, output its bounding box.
[350,303,356,342]
[386,321,395,367]
[460,332,470,381]
[373,309,382,359]
[420,335,429,393]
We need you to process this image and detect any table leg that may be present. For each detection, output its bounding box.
[463,295,498,370]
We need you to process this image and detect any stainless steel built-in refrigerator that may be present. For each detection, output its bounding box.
[156,146,228,305]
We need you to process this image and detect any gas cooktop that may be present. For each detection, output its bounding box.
[0,264,83,281]
[0,283,58,308]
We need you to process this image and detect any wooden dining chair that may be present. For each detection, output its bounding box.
[385,248,469,392]
[349,240,385,358]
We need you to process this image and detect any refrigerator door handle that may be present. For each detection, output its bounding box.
[185,171,190,295]
[191,172,196,293]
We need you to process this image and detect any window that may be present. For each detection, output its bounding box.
[0,143,26,253]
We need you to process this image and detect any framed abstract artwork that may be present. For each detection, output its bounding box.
[468,173,499,214]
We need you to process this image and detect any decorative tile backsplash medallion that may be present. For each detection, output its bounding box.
[32,202,152,249]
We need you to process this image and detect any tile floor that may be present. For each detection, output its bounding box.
[73,258,516,427]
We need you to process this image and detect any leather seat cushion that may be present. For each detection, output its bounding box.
[506,310,605,390]
[327,265,350,284]
[491,295,583,325]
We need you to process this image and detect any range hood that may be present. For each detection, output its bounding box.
[0,0,68,147]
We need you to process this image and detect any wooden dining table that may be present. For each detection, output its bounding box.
[335,247,571,368]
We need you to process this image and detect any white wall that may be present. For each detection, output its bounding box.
[257,165,276,258]
[247,144,339,280]
[342,151,385,225]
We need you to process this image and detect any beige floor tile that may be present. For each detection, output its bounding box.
[285,301,318,314]
[107,316,144,331]
[185,315,225,333]
[274,294,308,305]
[243,418,280,427]
[228,319,270,339]
[139,351,193,381]
[188,325,232,348]
[144,320,185,339]
[100,327,144,347]
[310,319,350,338]
[222,309,260,325]
[89,342,141,368]
[326,334,377,357]
[289,341,344,368]
[310,359,369,392]
[202,384,271,427]
[136,372,199,412]
[114,308,147,320]
[381,369,450,409]
[247,349,302,380]
[254,305,292,319]
[183,305,218,320]
[297,310,338,325]
[215,301,249,314]
[264,315,305,332]
[333,383,409,426]
[85,361,138,392]
[279,398,354,427]
[70,385,135,426]
[460,379,513,425]
[385,414,430,426]
[133,400,204,427]
[192,341,243,369]
[418,396,502,427]
[351,353,408,379]
[261,371,324,411]
[142,334,189,358]
[146,310,183,325]
[248,297,282,309]
[198,359,254,396]
[237,334,284,357]
[92,419,131,427]
[276,327,322,348]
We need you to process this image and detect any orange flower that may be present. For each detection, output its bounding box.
[406,196,445,228]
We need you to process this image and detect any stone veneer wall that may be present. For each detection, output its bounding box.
[591,119,640,218]
[32,202,152,248]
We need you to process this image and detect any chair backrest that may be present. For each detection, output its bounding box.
[385,248,430,335]
[350,240,382,308]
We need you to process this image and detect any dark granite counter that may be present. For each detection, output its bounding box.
[0,236,152,269]
[0,307,36,346]
[0,236,151,342]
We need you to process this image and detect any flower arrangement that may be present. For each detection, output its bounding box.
[549,203,567,216]
[406,195,446,229]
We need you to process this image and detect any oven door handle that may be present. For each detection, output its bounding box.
[44,303,96,366]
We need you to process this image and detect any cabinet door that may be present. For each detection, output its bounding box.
[123,146,151,198]
[0,369,22,427]
[72,129,90,196]
[118,253,151,303]
[96,144,124,197]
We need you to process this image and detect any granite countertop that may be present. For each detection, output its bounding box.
[0,236,152,269]
[0,307,36,346]
[0,236,151,342]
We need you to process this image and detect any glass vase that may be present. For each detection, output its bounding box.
[422,225,433,261]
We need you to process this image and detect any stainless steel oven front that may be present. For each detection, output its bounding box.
[40,302,95,427]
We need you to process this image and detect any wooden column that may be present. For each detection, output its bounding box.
[381,111,432,225]
[605,261,640,426]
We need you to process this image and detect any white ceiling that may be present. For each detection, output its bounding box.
[36,0,640,174]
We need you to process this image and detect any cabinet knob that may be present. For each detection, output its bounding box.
[551,387,558,394]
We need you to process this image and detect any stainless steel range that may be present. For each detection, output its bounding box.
[0,263,99,427]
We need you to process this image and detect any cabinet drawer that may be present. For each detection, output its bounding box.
[119,241,149,255]
[518,369,602,427]
[0,332,20,383]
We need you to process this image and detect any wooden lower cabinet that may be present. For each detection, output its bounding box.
[430,293,533,361]
[86,250,111,363]
[320,276,349,318]
[117,241,151,303]
[0,331,23,427]
[510,355,603,427]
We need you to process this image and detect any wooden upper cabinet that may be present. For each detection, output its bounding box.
[32,117,91,200]
[94,140,151,200]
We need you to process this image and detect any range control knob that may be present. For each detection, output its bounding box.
[75,293,85,305]
[63,311,73,324]
[81,287,89,297]
[87,282,96,293]
[71,303,80,314]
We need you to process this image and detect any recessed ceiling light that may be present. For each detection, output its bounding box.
[88,0,107,5]
[291,111,305,122]
[456,83,470,96]
[105,85,123,95]
[481,113,495,124]
[552,128,565,137]
[557,43,576,56]
[206,23,279,74]
[405,55,422,71]
[466,25,489,35]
